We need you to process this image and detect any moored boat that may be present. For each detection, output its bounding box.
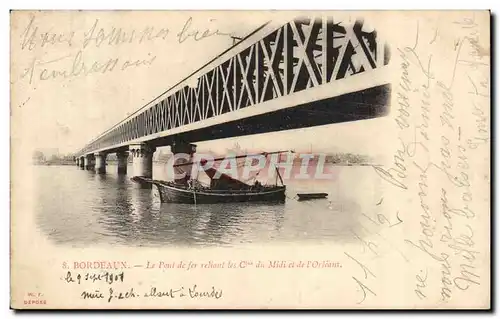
[132,150,290,204]
[153,180,286,204]
[296,192,328,201]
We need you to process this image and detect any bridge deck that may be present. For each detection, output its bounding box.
[78,16,390,156]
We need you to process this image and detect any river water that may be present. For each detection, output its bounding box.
[34,164,381,248]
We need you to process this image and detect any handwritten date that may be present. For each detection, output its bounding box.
[63,271,124,285]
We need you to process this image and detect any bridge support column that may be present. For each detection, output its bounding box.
[94,152,107,174]
[116,151,129,174]
[84,154,95,170]
[171,142,197,184]
[129,144,156,178]
[79,156,85,169]
[76,158,80,166]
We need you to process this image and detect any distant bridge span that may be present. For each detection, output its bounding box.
[74,15,391,176]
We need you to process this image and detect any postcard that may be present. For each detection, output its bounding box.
[10,10,490,309]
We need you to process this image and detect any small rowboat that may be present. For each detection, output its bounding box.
[296,193,328,201]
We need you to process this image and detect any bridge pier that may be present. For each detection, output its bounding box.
[84,154,95,170]
[129,144,156,178]
[171,142,197,184]
[79,156,85,169]
[94,152,107,174]
[76,158,80,166]
[116,151,129,174]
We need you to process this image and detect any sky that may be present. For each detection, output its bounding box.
[10,11,395,160]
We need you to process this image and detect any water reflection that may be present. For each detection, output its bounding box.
[157,202,286,246]
[98,191,286,247]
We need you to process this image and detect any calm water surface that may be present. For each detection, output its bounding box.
[35,164,380,247]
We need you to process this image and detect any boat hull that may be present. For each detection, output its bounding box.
[154,182,286,204]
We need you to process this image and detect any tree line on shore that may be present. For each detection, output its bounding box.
[32,149,374,166]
